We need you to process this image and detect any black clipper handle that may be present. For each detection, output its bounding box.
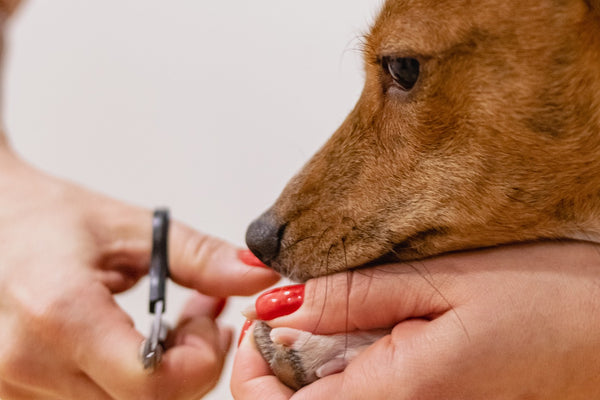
[149,209,170,314]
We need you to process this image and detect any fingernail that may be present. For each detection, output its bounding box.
[238,319,253,348]
[237,249,269,268]
[255,284,304,320]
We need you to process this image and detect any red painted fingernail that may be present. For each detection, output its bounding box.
[238,319,253,347]
[238,249,269,268]
[255,284,305,321]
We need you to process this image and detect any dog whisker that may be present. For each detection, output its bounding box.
[342,239,352,359]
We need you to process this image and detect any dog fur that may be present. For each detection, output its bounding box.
[248,0,600,390]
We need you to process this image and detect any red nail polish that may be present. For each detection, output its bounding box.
[238,319,253,347]
[238,249,269,268]
[255,284,305,321]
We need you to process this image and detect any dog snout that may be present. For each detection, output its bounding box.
[245,209,285,265]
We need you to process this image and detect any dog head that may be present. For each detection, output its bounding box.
[247,0,600,281]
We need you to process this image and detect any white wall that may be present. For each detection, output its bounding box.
[3,1,381,398]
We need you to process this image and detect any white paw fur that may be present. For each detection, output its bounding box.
[254,321,390,390]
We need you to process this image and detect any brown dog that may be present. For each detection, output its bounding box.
[246,0,600,390]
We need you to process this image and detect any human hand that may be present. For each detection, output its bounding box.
[0,149,280,400]
[231,241,600,399]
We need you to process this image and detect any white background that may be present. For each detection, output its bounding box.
[4,1,381,398]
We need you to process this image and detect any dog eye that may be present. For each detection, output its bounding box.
[382,57,420,91]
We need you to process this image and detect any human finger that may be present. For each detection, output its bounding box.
[229,321,414,400]
[64,282,152,399]
[247,261,461,335]
[168,222,281,296]
[89,198,280,296]
[248,241,597,334]
[68,282,228,400]
[1,277,141,400]
[175,293,232,355]
[288,319,436,400]
[231,322,294,400]
[152,317,230,399]
[177,292,227,323]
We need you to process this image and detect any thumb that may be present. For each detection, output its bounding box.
[90,197,280,297]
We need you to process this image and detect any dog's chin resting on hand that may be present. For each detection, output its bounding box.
[245,0,600,390]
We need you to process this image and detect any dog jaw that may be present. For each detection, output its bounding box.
[258,0,600,281]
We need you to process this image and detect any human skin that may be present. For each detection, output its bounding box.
[232,241,600,399]
[0,2,279,397]
[0,146,280,399]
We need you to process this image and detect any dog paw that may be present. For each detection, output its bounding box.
[253,321,389,390]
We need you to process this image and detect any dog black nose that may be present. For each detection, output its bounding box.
[245,210,284,265]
